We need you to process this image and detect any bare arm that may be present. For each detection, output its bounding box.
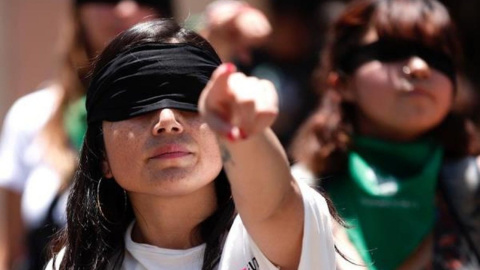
[199,64,303,269]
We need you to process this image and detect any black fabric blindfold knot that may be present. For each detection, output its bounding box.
[86,43,222,124]
[339,39,456,84]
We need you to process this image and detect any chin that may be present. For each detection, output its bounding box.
[149,178,215,198]
[149,167,195,182]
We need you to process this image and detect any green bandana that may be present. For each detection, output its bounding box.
[328,136,443,270]
[64,96,87,152]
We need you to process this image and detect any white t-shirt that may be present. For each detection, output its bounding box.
[0,87,67,229]
[291,163,368,269]
[216,180,335,270]
[46,179,334,270]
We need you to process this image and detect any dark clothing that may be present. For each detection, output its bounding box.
[434,157,480,269]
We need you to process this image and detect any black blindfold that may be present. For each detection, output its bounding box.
[339,39,456,84]
[86,43,221,124]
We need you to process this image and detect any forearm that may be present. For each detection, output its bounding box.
[200,64,303,268]
[221,129,299,219]
[221,129,304,269]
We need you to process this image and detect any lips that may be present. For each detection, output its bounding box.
[149,145,192,159]
[397,81,431,97]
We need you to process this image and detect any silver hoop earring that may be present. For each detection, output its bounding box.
[96,177,127,223]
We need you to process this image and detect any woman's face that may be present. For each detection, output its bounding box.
[102,108,223,198]
[79,1,160,53]
[343,29,454,141]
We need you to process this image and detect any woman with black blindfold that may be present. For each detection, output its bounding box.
[0,1,168,269]
[290,0,480,269]
[46,19,337,270]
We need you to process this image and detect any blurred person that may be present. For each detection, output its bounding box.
[47,18,337,270]
[0,0,172,269]
[201,0,346,151]
[290,0,480,269]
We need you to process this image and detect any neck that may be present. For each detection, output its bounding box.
[129,182,217,249]
[355,112,429,142]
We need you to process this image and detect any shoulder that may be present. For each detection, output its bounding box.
[220,215,281,270]
[0,86,61,190]
[6,86,59,126]
[220,176,336,269]
[44,247,65,270]
[440,156,480,195]
[292,163,334,229]
[441,156,479,181]
[9,86,58,111]
[439,156,480,217]
[439,156,480,262]
[291,163,318,187]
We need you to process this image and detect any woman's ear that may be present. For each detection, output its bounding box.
[102,159,113,178]
[328,71,355,102]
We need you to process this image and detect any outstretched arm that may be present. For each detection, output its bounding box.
[199,63,303,270]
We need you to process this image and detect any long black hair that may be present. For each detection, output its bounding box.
[50,19,235,270]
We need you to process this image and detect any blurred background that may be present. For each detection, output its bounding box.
[1,0,479,125]
[0,0,479,268]
[0,0,266,126]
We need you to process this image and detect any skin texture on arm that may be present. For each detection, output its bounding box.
[199,64,304,270]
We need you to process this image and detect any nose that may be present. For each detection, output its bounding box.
[114,0,140,19]
[152,109,184,135]
[402,56,431,80]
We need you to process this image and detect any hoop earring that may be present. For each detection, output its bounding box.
[96,177,127,224]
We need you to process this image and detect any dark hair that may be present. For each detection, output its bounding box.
[50,19,235,270]
[41,0,170,197]
[290,0,479,176]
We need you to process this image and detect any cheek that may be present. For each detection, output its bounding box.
[432,72,454,107]
[103,124,144,180]
[353,62,392,93]
[352,63,394,109]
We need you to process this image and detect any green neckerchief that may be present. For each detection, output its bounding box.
[328,136,443,270]
[63,96,87,152]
